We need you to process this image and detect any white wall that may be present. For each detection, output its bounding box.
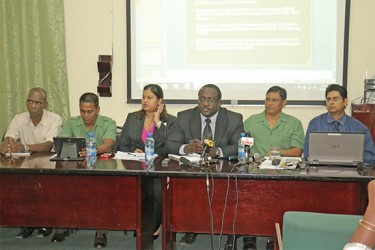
[64,0,375,131]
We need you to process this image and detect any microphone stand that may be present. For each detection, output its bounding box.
[200,150,209,162]
[235,157,254,173]
[199,152,220,171]
[199,140,211,169]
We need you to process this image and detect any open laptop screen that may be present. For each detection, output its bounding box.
[307,132,365,166]
[51,137,86,161]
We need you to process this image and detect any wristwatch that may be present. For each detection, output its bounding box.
[24,144,30,152]
[216,148,221,158]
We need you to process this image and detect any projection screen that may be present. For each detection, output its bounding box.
[126,0,350,105]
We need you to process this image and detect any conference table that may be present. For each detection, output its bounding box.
[1,153,375,250]
[0,152,159,250]
[152,159,375,250]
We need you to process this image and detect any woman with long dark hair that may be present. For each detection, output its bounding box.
[117,84,177,238]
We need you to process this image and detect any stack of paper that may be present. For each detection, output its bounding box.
[113,151,146,161]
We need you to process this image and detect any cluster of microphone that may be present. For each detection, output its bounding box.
[200,138,215,161]
[229,133,254,162]
[242,133,254,161]
[180,138,217,171]
[180,133,255,171]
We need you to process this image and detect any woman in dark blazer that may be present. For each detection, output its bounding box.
[117,84,176,154]
[117,84,176,238]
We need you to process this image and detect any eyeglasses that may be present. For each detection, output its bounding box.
[26,99,44,106]
[198,97,217,104]
[265,98,283,103]
[325,97,342,103]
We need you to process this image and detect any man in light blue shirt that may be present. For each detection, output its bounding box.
[305,84,375,165]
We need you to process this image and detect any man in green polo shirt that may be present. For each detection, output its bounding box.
[59,92,116,156]
[51,92,116,248]
[239,86,304,250]
[245,85,304,157]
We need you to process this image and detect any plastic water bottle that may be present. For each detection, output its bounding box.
[86,132,97,168]
[238,132,246,162]
[145,132,155,166]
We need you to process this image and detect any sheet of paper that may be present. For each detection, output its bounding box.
[258,157,301,170]
[114,151,159,161]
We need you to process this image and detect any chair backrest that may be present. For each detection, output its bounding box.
[112,126,122,153]
[282,211,362,250]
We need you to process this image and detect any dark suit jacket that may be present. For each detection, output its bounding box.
[117,112,177,155]
[166,107,244,158]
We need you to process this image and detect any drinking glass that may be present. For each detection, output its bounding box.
[270,147,281,168]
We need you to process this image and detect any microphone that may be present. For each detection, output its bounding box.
[202,138,214,152]
[180,157,195,169]
[201,138,215,161]
[242,133,254,161]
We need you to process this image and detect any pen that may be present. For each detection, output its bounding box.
[7,138,12,158]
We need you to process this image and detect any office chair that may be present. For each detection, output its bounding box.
[276,211,362,250]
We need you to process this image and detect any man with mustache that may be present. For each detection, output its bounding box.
[304,84,375,165]
[51,92,116,248]
[166,84,244,246]
[241,85,304,250]
[0,87,62,239]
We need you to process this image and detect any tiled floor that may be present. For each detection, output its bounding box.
[0,227,269,249]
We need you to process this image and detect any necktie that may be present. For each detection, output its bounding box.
[333,121,340,131]
[203,118,212,139]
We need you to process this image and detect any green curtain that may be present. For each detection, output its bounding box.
[0,0,70,136]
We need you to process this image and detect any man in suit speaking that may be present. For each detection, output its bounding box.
[166,84,244,245]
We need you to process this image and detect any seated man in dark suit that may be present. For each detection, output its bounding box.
[166,84,244,246]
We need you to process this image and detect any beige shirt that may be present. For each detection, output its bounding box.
[5,110,63,146]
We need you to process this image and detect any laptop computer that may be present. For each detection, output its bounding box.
[50,137,86,161]
[307,132,365,167]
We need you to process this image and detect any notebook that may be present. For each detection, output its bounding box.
[50,137,86,161]
[307,132,365,167]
